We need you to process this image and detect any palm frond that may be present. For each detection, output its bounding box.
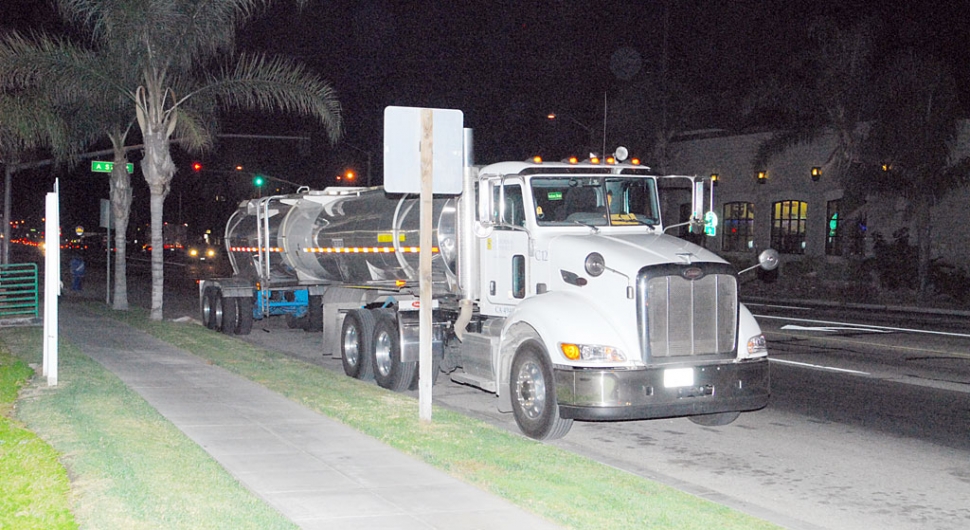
[191,52,342,142]
[753,127,826,170]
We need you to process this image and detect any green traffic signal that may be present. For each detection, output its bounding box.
[253,175,265,187]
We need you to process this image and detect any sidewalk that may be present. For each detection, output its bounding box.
[58,301,561,529]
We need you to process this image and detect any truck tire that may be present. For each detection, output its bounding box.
[201,287,216,329]
[371,310,417,392]
[236,297,254,336]
[221,297,239,335]
[306,295,323,332]
[510,340,573,440]
[341,309,375,380]
[688,411,740,427]
[212,290,226,332]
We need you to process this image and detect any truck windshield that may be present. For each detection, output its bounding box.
[531,176,660,227]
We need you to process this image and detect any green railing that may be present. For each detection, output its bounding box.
[0,263,39,320]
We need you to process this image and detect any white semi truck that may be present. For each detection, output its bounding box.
[199,136,778,440]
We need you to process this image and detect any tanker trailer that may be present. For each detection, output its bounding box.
[201,149,779,441]
[199,185,461,388]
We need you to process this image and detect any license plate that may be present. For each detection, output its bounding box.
[663,368,694,388]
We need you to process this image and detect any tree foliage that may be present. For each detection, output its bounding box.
[1,0,342,319]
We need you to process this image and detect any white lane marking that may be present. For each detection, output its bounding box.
[770,358,871,375]
[780,324,893,333]
[756,314,970,339]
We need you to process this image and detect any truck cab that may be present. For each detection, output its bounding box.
[454,158,773,439]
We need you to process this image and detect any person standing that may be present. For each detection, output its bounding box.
[70,254,86,291]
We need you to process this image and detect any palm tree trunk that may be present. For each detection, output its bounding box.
[141,128,175,321]
[109,161,131,310]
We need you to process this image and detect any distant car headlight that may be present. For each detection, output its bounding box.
[206,248,216,258]
[747,334,767,356]
[560,342,626,362]
[188,248,199,258]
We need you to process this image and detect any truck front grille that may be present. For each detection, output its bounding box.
[637,263,738,360]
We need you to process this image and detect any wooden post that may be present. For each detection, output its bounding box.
[419,109,434,422]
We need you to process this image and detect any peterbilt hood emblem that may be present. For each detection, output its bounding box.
[682,267,705,280]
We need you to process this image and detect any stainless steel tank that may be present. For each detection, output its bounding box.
[224,188,460,295]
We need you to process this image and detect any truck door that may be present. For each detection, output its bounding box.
[480,178,530,316]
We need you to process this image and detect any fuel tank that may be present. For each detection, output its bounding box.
[225,187,460,294]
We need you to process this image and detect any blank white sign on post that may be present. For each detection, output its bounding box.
[383,106,464,194]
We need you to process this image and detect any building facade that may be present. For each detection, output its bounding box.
[665,122,970,270]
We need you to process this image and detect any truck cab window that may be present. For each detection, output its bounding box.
[492,183,525,227]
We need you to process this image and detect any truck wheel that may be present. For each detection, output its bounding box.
[236,297,254,336]
[688,411,740,427]
[510,340,573,440]
[212,291,226,332]
[201,287,216,329]
[341,309,375,380]
[306,295,323,332]
[221,297,239,335]
[371,311,417,391]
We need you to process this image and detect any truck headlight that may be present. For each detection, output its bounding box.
[584,252,605,277]
[560,342,626,362]
[747,334,767,356]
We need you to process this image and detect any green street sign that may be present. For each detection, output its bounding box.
[91,161,134,174]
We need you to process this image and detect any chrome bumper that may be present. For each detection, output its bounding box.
[554,358,769,421]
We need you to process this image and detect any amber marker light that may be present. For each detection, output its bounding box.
[561,343,581,360]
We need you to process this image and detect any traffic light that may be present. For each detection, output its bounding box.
[192,162,203,172]
[253,175,265,187]
[344,170,356,182]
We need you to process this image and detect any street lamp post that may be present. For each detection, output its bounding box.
[547,112,607,158]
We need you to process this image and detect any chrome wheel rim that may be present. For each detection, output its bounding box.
[515,360,545,420]
[374,330,392,377]
[343,325,359,367]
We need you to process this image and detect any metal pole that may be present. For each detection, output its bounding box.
[3,165,11,265]
[106,215,111,305]
[602,91,608,158]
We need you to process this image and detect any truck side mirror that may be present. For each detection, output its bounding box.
[739,248,780,275]
[758,249,779,271]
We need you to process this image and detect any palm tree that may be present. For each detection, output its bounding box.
[0,1,342,320]
[748,19,878,222]
[0,89,77,265]
[862,49,970,298]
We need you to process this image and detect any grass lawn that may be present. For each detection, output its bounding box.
[0,346,76,530]
[1,326,295,530]
[99,302,780,530]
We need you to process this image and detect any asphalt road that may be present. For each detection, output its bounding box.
[92,264,970,530]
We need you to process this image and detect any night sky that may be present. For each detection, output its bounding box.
[3,0,969,235]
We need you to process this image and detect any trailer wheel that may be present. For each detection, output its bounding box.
[212,291,226,332]
[221,297,239,335]
[340,309,375,380]
[201,287,216,329]
[306,295,323,332]
[510,340,573,440]
[371,310,417,391]
[688,411,740,427]
[236,297,254,336]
